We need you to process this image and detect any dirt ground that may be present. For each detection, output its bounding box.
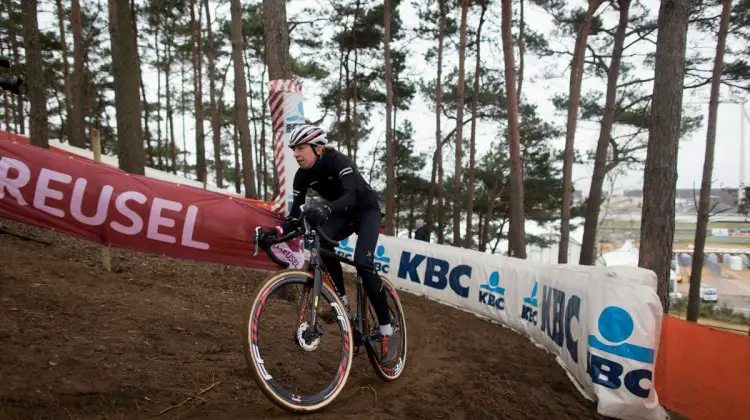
[0,217,604,420]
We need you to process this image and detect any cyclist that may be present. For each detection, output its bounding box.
[257,124,398,363]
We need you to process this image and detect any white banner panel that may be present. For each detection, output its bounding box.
[329,234,667,420]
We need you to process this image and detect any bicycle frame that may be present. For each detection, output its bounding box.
[253,207,375,353]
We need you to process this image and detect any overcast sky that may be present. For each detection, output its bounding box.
[36,0,750,198]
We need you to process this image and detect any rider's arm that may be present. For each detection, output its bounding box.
[280,172,309,233]
[327,153,358,213]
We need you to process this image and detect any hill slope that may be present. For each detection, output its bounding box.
[0,217,601,419]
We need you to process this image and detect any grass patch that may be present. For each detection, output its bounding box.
[668,296,750,326]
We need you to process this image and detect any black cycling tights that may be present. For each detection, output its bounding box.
[318,208,391,326]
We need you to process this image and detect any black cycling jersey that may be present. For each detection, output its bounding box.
[288,148,380,219]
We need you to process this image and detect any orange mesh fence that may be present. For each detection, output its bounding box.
[655,315,750,420]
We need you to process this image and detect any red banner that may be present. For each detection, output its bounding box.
[0,137,300,271]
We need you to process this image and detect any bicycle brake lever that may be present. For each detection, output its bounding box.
[253,226,261,257]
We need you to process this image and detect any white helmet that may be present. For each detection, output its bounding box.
[288,124,328,149]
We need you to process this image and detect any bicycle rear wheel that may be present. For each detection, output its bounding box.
[242,270,354,413]
[363,275,407,381]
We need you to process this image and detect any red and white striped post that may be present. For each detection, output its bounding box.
[268,80,305,216]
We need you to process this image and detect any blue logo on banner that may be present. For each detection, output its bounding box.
[479,272,505,310]
[397,251,471,298]
[521,282,538,325]
[540,285,582,363]
[334,239,390,274]
[335,237,355,259]
[285,102,306,133]
[287,102,305,122]
[373,245,391,274]
[587,306,656,399]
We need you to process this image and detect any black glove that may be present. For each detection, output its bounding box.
[256,225,283,247]
[303,203,331,227]
[280,217,303,234]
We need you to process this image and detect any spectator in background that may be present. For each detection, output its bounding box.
[414,218,430,242]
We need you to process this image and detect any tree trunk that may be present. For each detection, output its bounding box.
[168,82,177,173]
[408,193,415,239]
[465,2,487,249]
[263,0,292,80]
[352,0,361,166]
[245,56,261,195]
[482,172,503,252]
[260,66,270,200]
[396,188,401,234]
[130,0,153,167]
[181,59,188,176]
[71,0,85,147]
[343,48,352,159]
[353,47,360,166]
[189,0,206,182]
[559,0,603,263]
[231,0,257,198]
[517,0,525,103]
[478,211,484,250]
[252,100,261,194]
[233,107,241,194]
[687,0,731,322]
[4,1,16,131]
[242,61,260,197]
[107,0,145,174]
[580,0,631,265]
[502,0,526,258]
[2,33,8,130]
[3,79,9,131]
[7,2,24,135]
[491,219,508,254]
[336,47,344,133]
[384,0,397,235]
[204,0,223,188]
[453,0,469,246]
[165,19,177,174]
[639,0,690,312]
[436,0,446,245]
[22,0,49,148]
[139,74,153,166]
[155,9,164,170]
[55,0,73,143]
[427,151,437,226]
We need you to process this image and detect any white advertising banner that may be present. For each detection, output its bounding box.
[329,234,668,420]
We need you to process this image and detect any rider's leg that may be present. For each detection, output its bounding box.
[318,213,354,305]
[354,208,398,363]
[352,208,391,331]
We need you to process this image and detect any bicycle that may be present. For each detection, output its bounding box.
[242,206,408,413]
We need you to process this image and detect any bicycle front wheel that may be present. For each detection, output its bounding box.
[242,270,354,413]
